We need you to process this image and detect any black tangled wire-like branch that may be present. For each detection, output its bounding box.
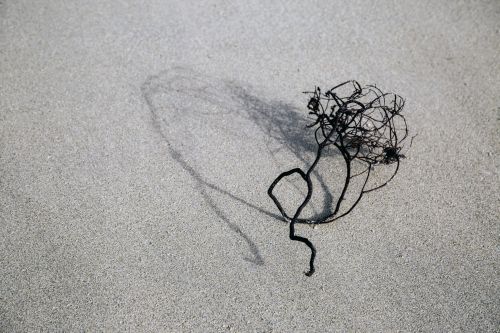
[268,81,412,276]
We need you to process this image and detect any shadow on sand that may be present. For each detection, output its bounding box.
[141,67,336,265]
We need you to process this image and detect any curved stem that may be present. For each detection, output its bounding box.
[268,81,409,276]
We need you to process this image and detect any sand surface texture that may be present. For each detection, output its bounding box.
[1,0,499,331]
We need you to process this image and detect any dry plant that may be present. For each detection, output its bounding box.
[268,81,412,276]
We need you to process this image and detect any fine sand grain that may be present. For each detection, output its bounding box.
[1,0,499,331]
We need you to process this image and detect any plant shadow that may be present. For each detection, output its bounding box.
[141,67,337,265]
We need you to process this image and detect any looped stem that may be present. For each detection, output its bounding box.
[269,81,410,276]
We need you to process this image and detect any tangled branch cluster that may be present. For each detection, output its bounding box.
[268,81,411,276]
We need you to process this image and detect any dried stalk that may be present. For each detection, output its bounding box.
[268,81,412,276]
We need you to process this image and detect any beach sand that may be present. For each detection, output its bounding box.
[1,0,499,331]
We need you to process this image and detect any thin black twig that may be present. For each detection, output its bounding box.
[268,81,412,276]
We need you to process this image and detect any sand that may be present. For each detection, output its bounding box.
[1,0,499,331]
